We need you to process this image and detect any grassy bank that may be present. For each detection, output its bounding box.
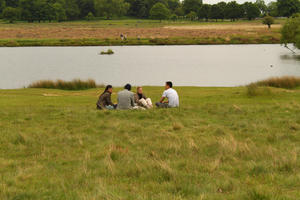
[0,35,280,47]
[1,87,300,199]
[0,19,282,46]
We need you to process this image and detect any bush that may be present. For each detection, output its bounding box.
[28,79,99,90]
[100,49,114,55]
[262,15,275,29]
[2,7,20,23]
[251,76,300,89]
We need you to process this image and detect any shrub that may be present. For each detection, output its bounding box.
[251,76,300,89]
[100,49,114,55]
[28,79,99,90]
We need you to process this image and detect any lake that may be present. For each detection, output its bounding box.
[0,44,299,89]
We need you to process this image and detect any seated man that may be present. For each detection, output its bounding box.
[156,81,179,108]
[117,84,135,110]
[134,86,153,109]
[96,85,116,110]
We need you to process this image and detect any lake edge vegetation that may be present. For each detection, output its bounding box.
[28,79,104,90]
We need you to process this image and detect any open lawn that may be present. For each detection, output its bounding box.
[0,19,284,46]
[1,86,300,199]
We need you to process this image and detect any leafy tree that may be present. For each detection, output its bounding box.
[95,0,129,19]
[65,0,80,20]
[281,15,300,49]
[85,11,94,20]
[5,0,19,7]
[169,13,177,21]
[77,0,95,18]
[167,0,180,12]
[150,2,170,21]
[217,1,227,21]
[262,15,274,28]
[255,0,267,16]
[210,4,222,21]
[174,6,184,17]
[0,0,6,14]
[2,6,20,23]
[243,2,260,20]
[183,0,202,14]
[277,0,300,18]
[198,4,210,21]
[187,11,197,20]
[225,1,243,21]
[267,2,278,17]
[53,2,66,21]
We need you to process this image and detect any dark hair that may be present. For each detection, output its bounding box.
[166,81,173,88]
[124,84,131,91]
[102,85,112,95]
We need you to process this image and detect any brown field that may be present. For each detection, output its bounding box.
[0,22,281,40]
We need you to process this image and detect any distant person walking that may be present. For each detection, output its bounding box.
[96,85,116,110]
[117,84,135,110]
[134,87,153,109]
[156,81,179,108]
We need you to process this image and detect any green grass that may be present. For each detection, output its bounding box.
[1,86,300,199]
[0,35,281,47]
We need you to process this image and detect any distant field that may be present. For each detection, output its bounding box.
[0,19,284,46]
[1,86,300,199]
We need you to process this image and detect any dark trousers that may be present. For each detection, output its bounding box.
[155,102,169,108]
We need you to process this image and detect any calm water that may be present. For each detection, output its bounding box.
[0,45,299,89]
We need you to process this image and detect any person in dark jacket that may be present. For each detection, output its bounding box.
[96,85,116,110]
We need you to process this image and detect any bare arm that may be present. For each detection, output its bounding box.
[160,96,168,103]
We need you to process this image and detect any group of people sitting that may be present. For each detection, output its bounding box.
[96,81,179,110]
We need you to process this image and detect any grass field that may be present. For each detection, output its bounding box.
[1,86,300,199]
[0,19,284,46]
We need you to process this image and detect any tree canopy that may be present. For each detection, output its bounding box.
[281,15,300,49]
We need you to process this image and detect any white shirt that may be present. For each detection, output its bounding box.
[162,88,179,107]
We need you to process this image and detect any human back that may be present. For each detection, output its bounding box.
[117,84,135,110]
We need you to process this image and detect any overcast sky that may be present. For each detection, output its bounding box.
[203,0,273,4]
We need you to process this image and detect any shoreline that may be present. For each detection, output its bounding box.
[0,36,280,47]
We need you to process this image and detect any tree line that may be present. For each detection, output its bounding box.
[0,0,299,23]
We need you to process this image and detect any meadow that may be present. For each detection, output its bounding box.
[0,19,284,46]
[1,86,300,199]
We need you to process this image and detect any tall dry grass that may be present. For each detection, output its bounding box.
[250,76,300,89]
[28,79,99,90]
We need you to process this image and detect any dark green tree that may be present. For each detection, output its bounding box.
[183,0,202,14]
[225,1,243,21]
[95,0,130,19]
[198,4,211,21]
[77,0,95,18]
[150,2,170,21]
[53,2,66,21]
[217,2,227,21]
[0,0,6,14]
[277,0,300,17]
[187,11,197,20]
[243,2,260,20]
[2,6,20,23]
[210,4,222,21]
[255,0,267,16]
[267,2,278,17]
[85,11,94,20]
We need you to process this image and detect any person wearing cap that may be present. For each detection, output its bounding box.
[117,84,135,110]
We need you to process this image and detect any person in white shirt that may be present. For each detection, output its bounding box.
[156,81,179,108]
